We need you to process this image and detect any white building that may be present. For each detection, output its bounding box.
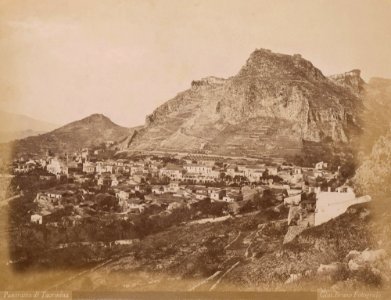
[47,158,68,175]
[82,162,96,174]
[315,161,328,170]
[284,193,302,206]
[314,186,371,226]
[184,164,213,175]
[31,214,43,224]
[116,190,130,201]
[243,165,265,182]
[210,189,226,201]
[164,182,180,193]
[160,164,183,180]
[96,161,114,174]
[267,167,278,176]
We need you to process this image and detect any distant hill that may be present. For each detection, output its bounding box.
[0,111,58,143]
[3,114,133,158]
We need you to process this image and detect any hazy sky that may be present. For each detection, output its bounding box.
[1,0,391,127]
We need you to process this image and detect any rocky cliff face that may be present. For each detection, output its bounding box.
[124,49,364,158]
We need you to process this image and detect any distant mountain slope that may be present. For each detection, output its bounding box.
[358,78,391,155]
[0,111,58,143]
[355,124,391,196]
[122,49,363,159]
[5,114,131,157]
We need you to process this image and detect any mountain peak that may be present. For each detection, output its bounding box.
[82,113,110,122]
[56,113,127,133]
[237,48,326,81]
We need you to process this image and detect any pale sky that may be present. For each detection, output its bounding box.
[1,0,390,127]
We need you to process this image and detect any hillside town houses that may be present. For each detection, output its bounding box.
[7,145,370,231]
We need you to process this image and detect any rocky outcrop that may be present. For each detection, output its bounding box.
[346,249,387,271]
[124,49,364,158]
[283,224,308,244]
[329,69,365,96]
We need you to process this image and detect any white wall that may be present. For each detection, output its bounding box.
[314,192,371,226]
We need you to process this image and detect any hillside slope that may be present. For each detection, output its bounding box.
[4,114,131,157]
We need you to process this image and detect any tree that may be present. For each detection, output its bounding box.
[259,189,274,209]
[220,172,226,181]
[339,161,356,181]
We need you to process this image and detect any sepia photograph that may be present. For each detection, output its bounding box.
[0,0,391,299]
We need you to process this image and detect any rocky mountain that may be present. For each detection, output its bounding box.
[0,110,58,143]
[122,49,363,159]
[3,114,131,157]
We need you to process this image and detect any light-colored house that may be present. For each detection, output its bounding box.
[116,190,130,201]
[195,187,209,200]
[223,192,242,203]
[243,165,266,182]
[315,161,328,170]
[96,161,114,174]
[184,164,213,175]
[160,164,183,180]
[284,193,302,206]
[267,167,278,176]
[82,162,96,174]
[31,214,43,224]
[287,188,302,196]
[164,182,180,193]
[111,176,119,187]
[47,158,68,175]
[209,189,226,201]
[293,168,302,175]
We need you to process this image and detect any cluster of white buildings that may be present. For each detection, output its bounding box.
[285,184,371,228]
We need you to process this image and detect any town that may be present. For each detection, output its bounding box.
[5,140,371,250]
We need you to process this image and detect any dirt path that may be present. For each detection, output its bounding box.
[189,270,222,291]
[209,261,240,291]
[0,194,20,208]
[224,231,242,250]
